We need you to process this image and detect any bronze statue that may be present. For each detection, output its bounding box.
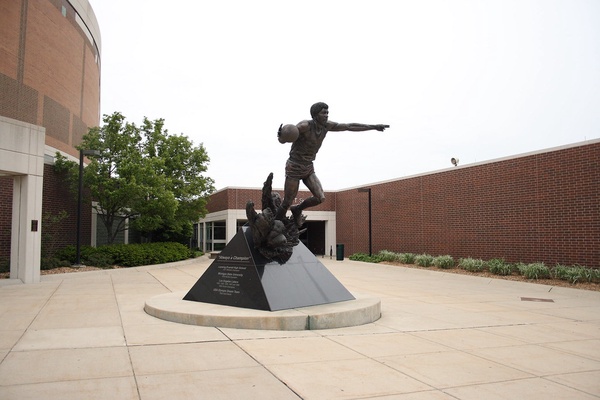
[276,102,389,225]
[246,103,388,262]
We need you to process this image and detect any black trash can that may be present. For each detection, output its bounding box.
[336,244,344,261]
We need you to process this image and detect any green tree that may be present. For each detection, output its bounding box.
[55,112,214,244]
[139,118,214,241]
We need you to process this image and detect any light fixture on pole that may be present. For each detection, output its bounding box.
[357,187,372,257]
[75,149,100,266]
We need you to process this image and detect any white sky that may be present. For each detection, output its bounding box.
[89,0,600,191]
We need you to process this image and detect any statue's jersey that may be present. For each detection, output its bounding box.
[289,120,328,165]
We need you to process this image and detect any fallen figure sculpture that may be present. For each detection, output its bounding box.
[246,173,305,263]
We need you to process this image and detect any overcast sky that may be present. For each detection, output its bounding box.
[89,0,600,191]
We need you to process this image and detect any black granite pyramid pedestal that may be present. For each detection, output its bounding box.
[184,227,355,311]
[145,226,381,330]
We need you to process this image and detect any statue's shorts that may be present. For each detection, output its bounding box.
[285,160,315,180]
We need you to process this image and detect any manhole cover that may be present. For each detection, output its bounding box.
[521,297,554,302]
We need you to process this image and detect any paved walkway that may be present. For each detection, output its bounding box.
[1,256,599,399]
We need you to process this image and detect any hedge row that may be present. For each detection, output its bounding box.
[53,242,192,268]
[349,251,600,285]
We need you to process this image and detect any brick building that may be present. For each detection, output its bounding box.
[2,1,598,283]
[199,140,600,268]
[0,0,101,282]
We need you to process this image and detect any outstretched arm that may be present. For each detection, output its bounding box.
[327,122,389,132]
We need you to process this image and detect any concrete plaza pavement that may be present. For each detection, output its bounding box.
[1,255,599,399]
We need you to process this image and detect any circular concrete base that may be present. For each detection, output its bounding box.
[145,292,381,331]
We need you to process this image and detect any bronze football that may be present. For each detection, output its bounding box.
[278,124,299,143]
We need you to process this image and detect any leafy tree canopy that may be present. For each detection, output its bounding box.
[55,112,215,244]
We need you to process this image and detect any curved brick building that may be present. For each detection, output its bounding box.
[0,0,101,282]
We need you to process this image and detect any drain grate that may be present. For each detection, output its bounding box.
[521,297,554,302]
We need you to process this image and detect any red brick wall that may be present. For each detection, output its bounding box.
[0,178,13,264]
[0,1,22,81]
[0,164,91,261]
[337,141,600,268]
[41,164,89,256]
[0,0,100,158]
[207,187,336,213]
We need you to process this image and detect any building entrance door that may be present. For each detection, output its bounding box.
[299,221,326,256]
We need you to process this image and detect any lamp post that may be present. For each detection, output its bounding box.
[75,149,100,266]
[358,187,372,256]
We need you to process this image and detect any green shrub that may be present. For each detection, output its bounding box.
[433,255,455,269]
[552,265,600,284]
[41,257,71,270]
[109,242,191,267]
[512,262,526,275]
[550,264,569,280]
[414,254,434,267]
[55,245,75,263]
[0,258,9,274]
[55,245,97,264]
[83,252,114,269]
[349,253,367,261]
[589,268,600,283]
[552,264,580,283]
[192,250,204,258]
[488,258,512,276]
[577,266,600,283]
[398,253,416,264]
[518,262,550,279]
[458,257,486,272]
[101,244,147,267]
[54,242,191,268]
[349,253,382,263]
[378,250,400,262]
[564,267,586,284]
